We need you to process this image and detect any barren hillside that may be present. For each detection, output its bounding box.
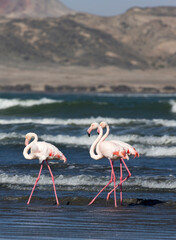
[0,0,74,18]
[0,6,176,69]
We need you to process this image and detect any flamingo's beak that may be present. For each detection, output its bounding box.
[25,138,29,146]
[87,127,92,137]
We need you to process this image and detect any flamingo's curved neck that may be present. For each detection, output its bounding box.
[101,125,109,142]
[23,133,38,160]
[96,124,109,155]
[89,126,103,160]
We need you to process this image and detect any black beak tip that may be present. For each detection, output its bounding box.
[87,132,90,137]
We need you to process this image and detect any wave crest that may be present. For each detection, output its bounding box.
[1,117,176,127]
[169,100,176,113]
[1,172,175,191]
[0,98,62,110]
[1,132,176,157]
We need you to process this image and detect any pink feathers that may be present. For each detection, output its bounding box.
[87,121,139,207]
[23,132,67,205]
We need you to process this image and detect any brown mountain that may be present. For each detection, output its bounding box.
[0,0,74,18]
[70,7,176,69]
[0,16,147,69]
[0,5,176,69]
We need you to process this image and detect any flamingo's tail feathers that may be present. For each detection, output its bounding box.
[133,148,139,159]
[62,154,67,163]
[113,151,120,158]
[113,151,129,160]
[57,153,67,163]
[49,151,67,163]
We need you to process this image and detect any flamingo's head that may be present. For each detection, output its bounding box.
[25,132,38,146]
[99,121,107,129]
[87,122,99,137]
[60,154,67,163]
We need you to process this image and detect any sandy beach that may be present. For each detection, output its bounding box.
[0,64,176,93]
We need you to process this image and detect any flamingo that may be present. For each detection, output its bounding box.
[99,121,139,203]
[23,132,67,205]
[87,122,129,208]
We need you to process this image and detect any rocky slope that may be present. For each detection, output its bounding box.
[0,0,74,18]
[70,7,176,69]
[0,16,146,69]
[0,3,176,69]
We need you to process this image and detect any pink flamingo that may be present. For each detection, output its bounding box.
[87,122,129,208]
[99,121,139,203]
[23,132,67,205]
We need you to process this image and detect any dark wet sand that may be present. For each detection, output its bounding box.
[0,197,176,240]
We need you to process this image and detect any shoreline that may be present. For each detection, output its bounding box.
[0,65,176,94]
[0,83,176,94]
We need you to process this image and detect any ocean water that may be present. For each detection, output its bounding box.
[0,92,176,239]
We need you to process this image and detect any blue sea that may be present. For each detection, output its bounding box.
[0,92,176,239]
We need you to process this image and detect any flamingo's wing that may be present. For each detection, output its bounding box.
[45,143,67,162]
[110,140,139,157]
[99,141,127,160]
[30,141,66,163]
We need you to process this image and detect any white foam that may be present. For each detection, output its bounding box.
[0,98,62,109]
[128,176,176,189]
[0,132,20,140]
[42,134,175,150]
[110,135,176,146]
[0,172,175,190]
[169,100,176,113]
[41,134,95,146]
[0,172,106,187]
[0,132,96,146]
[152,119,176,127]
[0,117,112,125]
[1,116,176,128]
[138,145,176,157]
[1,132,176,158]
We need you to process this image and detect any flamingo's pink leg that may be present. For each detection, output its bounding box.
[120,159,123,205]
[46,160,59,206]
[27,161,44,205]
[88,159,114,206]
[111,160,117,208]
[107,158,131,201]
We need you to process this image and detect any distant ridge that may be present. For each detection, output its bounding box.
[0,0,74,18]
[0,6,176,69]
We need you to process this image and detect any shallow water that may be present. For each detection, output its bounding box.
[1,199,176,240]
[0,92,176,239]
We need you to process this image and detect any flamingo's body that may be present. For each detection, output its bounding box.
[87,122,139,207]
[23,132,67,205]
[99,121,139,159]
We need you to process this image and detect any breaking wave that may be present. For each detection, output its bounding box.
[169,100,176,113]
[0,98,62,109]
[0,172,175,192]
[1,132,176,157]
[0,132,174,146]
[1,117,176,127]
